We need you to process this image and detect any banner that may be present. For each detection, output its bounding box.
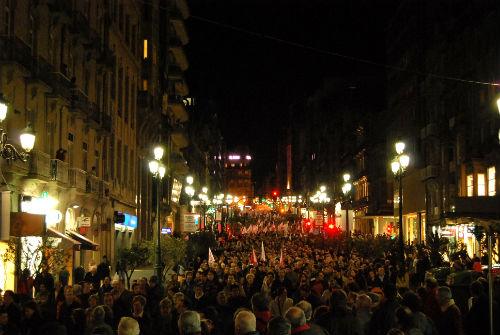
[183,213,198,232]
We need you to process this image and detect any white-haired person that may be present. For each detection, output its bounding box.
[235,310,259,335]
[117,317,140,335]
[178,310,202,335]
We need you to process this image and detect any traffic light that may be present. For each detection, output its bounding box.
[272,190,278,198]
[304,219,312,232]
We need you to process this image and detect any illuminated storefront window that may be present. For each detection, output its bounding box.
[477,173,485,196]
[467,174,473,196]
[488,167,496,196]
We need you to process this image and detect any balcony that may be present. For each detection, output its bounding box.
[28,151,52,181]
[99,180,110,198]
[171,123,189,148]
[47,71,72,103]
[169,37,189,71]
[87,175,99,194]
[50,159,69,184]
[420,165,439,181]
[167,95,188,122]
[170,10,189,45]
[168,65,184,80]
[0,35,33,76]
[69,168,87,192]
[71,88,90,117]
[87,102,101,127]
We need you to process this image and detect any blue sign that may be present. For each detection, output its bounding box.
[161,228,172,234]
[123,213,137,229]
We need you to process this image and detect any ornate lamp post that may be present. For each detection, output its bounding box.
[0,97,36,161]
[342,173,352,236]
[391,141,410,263]
[198,187,208,230]
[149,146,166,283]
[185,176,195,212]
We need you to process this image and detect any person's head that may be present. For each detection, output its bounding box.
[72,308,87,328]
[92,305,106,323]
[436,286,452,307]
[277,287,288,299]
[132,283,141,295]
[0,309,8,326]
[299,284,310,297]
[329,289,347,309]
[103,292,114,307]
[402,291,421,313]
[234,310,256,335]
[185,271,193,281]
[178,310,201,335]
[246,273,255,284]
[378,267,385,277]
[117,317,140,335]
[88,294,99,308]
[159,297,173,317]
[3,290,14,305]
[251,293,269,312]
[395,306,413,330]
[103,276,111,286]
[207,271,215,281]
[195,284,204,297]
[470,280,485,298]
[295,300,312,321]
[64,285,74,300]
[90,266,97,274]
[174,292,185,310]
[356,294,372,312]
[284,307,307,330]
[424,277,438,290]
[216,291,227,305]
[23,300,38,319]
[132,295,146,315]
[268,316,291,335]
[149,276,158,287]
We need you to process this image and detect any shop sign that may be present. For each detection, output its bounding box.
[171,179,182,203]
[184,213,198,232]
[77,217,91,227]
[161,228,172,234]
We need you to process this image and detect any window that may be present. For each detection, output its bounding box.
[488,167,496,196]
[478,173,485,196]
[124,75,129,123]
[143,79,148,91]
[467,174,474,197]
[131,81,136,129]
[4,5,10,35]
[118,67,123,116]
[143,39,148,59]
[117,140,122,180]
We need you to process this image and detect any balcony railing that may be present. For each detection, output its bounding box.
[420,165,439,181]
[0,35,34,74]
[29,151,52,180]
[87,175,99,194]
[51,159,69,184]
[69,168,87,191]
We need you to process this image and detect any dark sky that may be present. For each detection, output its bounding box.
[185,0,398,186]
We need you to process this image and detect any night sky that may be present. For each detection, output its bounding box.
[185,0,398,186]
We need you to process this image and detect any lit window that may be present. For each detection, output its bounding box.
[488,167,496,196]
[467,174,473,197]
[478,173,485,196]
[143,39,148,59]
[142,79,147,91]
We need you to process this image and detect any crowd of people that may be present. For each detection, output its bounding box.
[0,214,498,335]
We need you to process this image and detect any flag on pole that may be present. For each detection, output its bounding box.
[261,241,266,261]
[279,248,285,266]
[208,247,215,264]
[251,247,258,266]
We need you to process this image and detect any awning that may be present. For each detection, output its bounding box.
[10,212,44,236]
[47,227,81,251]
[66,230,99,251]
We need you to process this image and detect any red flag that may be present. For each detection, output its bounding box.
[279,248,285,266]
[251,247,258,266]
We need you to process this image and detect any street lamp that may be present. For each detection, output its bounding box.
[149,145,165,284]
[0,97,36,161]
[391,141,410,263]
[198,187,208,230]
[342,173,352,236]
[185,176,195,212]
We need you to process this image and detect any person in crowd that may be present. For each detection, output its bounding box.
[251,293,271,335]
[97,256,111,281]
[267,316,291,335]
[284,306,316,335]
[99,277,113,297]
[34,267,55,297]
[435,286,463,335]
[84,266,101,290]
[354,294,373,335]
[117,316,140,335]
[56,285,82,330]
[295,300,328,335]
[235,310,260,335]
[192,283,209,311]
[402,291,435,335]
[464,280,497,335]
[178,310,202,335]
[21,299,43,335]
[131,295,151,335]
[181,271,195,299]
[316,289,360,335]
[2,290,21,328]
[0,307,20,335]
[269,287,293,318]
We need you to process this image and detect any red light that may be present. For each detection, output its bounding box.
[306,221,311,226]
[328,224,334,229]
[272,190,278,197]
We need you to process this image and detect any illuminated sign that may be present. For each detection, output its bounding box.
[228,155,241,160]
[171,178,182,203]
[123,213,137,229]
[161,228,172,234]
[21,192,62,227]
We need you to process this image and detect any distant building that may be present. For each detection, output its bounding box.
[224,154,254,198]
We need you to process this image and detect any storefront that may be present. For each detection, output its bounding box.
[431,224,481,259]
[114,212,137,252]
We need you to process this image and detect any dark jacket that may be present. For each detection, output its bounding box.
[317,307,361,335]
[368,298,400,335]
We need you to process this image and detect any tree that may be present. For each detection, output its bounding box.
[426,231,449,267]
[2,236,69,281]
[116,242,150,288]
[185,231,217,264]
[144,236,186,282]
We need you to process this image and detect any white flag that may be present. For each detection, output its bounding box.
[208,247,215,264]
[261,241,266,261]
